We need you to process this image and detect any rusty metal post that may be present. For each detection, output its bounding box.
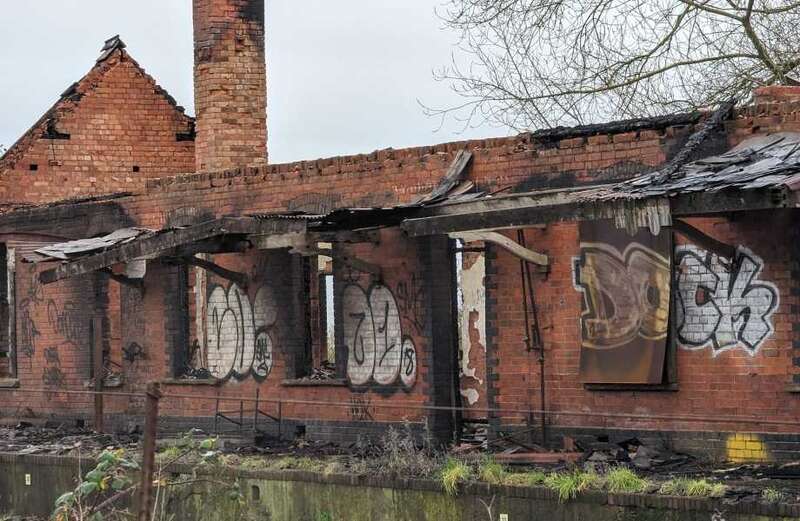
[239,400,244,435]
[137,382,162,521]
[277,400,282,440]
[92,317,104,433]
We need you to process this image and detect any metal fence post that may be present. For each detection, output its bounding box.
[137,382,161,521]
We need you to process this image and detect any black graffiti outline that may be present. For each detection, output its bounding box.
[401,336,417,380]
[349,312,369,366]
[675,246,778,354]
[47,300,87,345]
[376,301,397,368]
[395,273,426,333]
[203,282,275,382]
[123,342,145,363]
[42,345,66,388]
[572,243,670,349]
[349,395,374,421]
[17,299,39,358]
[252,326,274,381]
[342,282,417,391]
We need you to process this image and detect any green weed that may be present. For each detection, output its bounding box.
[478,456,507,485]
[761,487,785,503]
[544,470,601,503]
[605,467,650,494]
[440,458,472,496]
[659,478,726,497]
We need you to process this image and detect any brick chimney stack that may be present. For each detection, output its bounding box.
[193,0,267,172]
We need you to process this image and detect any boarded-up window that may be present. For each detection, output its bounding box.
[574,221,671,384]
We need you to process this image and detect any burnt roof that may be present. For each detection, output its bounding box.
[602,132,800,199]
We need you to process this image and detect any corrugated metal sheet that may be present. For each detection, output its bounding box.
[32,228,153,262]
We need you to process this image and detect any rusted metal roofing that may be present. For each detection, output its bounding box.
[29,228,153,262]
[603,132,800,200]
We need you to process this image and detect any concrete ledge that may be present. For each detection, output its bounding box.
[281,378,348,387]
[160,378,221,386]
[0,378,19,388]
[1,452,798,519]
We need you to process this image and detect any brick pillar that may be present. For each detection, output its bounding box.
[193,0,267,172]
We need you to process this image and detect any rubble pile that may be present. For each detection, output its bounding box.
[580,436,695,472]
[0,422,137,456]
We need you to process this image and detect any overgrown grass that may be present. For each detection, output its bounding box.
[272,456,323,471]
[505,470,548,487]
[478,457,507,485]
[761,487,785,503]
[440,458,472,496]
[605,467,650,494]
[659,478,727,498]
[544,470,602,503]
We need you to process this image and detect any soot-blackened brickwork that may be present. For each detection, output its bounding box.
[6,0,800,457]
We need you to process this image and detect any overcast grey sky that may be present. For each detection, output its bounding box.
[0,1,511,164]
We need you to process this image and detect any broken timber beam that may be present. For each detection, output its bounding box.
[180,256,248,289]
[101,268,145,291]
[671,219,736,260]
[39,217,305,284]
[450,231,549,266]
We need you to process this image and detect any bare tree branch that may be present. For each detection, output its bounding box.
[429,0,800,131]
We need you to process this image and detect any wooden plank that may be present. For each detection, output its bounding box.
[403,200,612,236]
[671,219,736,259]
[102,268,145,291]
[450,231,549,266]
[39,218,305,284]
[416,149,474,204]
[403,188,788,237]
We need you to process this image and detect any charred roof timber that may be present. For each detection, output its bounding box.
[527,111,702,145]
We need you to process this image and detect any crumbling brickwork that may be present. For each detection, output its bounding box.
[6,0,800,457]
[0,44,195,205]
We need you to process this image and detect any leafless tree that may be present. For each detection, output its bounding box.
[430,0,800,131]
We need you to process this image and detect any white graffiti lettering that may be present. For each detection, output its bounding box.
[675,246,778,356]
[205,283,277,380]
[342,283,417,389]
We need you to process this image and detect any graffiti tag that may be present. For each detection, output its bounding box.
[675,246,778,355]
[205,283,276,381]
[573,243,670,349]
[342,283,417,389]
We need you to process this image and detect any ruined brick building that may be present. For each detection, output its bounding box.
[2,0,800,463]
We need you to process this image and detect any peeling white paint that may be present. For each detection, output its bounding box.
[458,252,486,397]
[461,388,480,406]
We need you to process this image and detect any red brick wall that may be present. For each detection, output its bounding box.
[0,51,195,205]
[484,212,797,434]
[193,0,267,172]
[7,94,800,441]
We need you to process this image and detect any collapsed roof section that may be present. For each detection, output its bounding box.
[21,130,800,285]
[403,132,800,237]
[27,151,481,284]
